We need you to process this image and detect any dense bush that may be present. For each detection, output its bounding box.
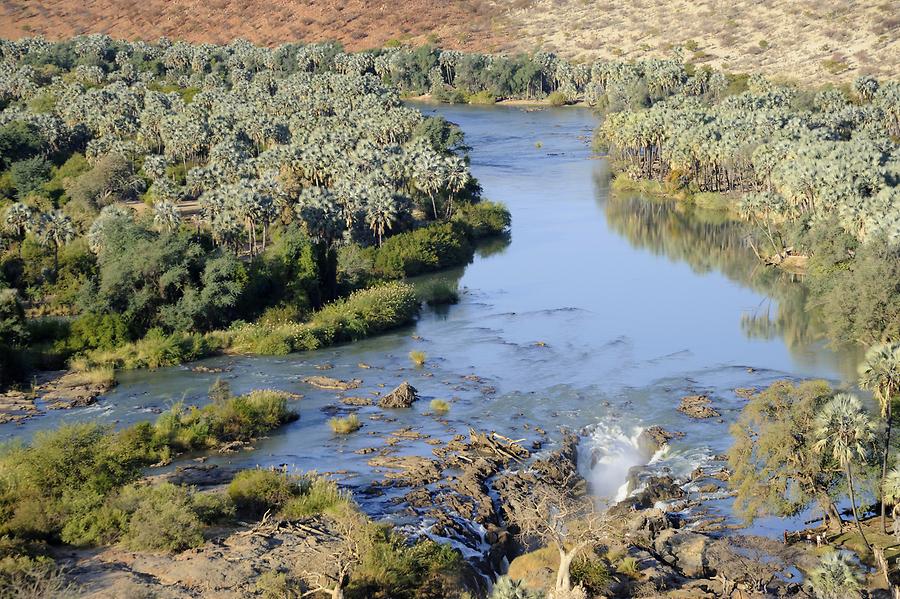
[64,311,129,352]
[348,532,468,599]
[452,201,511,239]
[116,483,207,551]
[227,469,347,520]
[153,389,298,453]
[374,223,472,278]
[0,287,29,386]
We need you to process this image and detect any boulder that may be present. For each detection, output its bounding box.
[654,529,711,578]
[378,382,419,408]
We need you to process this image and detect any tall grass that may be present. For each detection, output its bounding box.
[409,351,427,367]
[328,414,362,434]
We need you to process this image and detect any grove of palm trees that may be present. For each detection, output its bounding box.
[0,31,899,599]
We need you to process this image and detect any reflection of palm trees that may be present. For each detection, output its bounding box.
[603,191,862,377]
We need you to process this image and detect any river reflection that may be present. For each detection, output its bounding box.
[602,191,863,380]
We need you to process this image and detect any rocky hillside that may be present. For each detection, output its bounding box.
[2,0,898,83]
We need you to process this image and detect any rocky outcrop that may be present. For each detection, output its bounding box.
[378,382,419,408]
[610,474,686,516]
[367,455,442,486]
[677,395,720,419]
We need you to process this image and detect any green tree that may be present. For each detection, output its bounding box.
[814,393,878,550]
[9,157,52,198]
[728,380,845,528]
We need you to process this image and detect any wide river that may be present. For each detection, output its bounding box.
[4,104,864,536]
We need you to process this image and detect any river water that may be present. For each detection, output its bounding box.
[3,104,864,536]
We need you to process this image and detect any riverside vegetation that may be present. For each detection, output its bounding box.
[0,36,511,388]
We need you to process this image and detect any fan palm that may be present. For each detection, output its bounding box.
[814,393,878,550]
[858,342,900,532]
[37,210,75,276]
[153,200,182,234]
[3,202,36,256]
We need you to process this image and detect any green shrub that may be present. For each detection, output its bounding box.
[116,483,205,552]
[616,556,639,577]
[65,312,129,352]
[0,554,80,598]
[0,422,154,542]
[256,571,301,599]
[227,469,300,518]
[419,280,460,306]
[191,491,235,524]
[571,555,611,595]
[546,91,570,106]
[374,223,472,278]
[452,201,511,239]
[409,350,427,367]
[467,90,496,104]
[280,475,349,519]
[350,533,467,599]
[329,414,362,434]
[9,157,51,198]
[152,389,298,451]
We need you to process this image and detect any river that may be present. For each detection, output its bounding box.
[2,104,864,537]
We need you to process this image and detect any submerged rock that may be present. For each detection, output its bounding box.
[677,395,720,419]
[378,381,419,408]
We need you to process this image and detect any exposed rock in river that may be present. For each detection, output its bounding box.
[378,381,419,408]
[637,425,684,455]
[677,394,720,419]
[302,376,362,390]
[0,391,37,424]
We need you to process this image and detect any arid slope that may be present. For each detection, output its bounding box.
[2,0,899,83]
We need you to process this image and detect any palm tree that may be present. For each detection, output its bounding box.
[37,210,75,277]
[365,192,397,246]
[3,202,35,257]
[884,468,900,539]
[814,393,878,550]
[807,552,864,599]
[153,200,182,234]
[858,342,900,533]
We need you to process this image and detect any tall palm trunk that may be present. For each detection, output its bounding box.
[882,399,893,533]
[847,462,871,551]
